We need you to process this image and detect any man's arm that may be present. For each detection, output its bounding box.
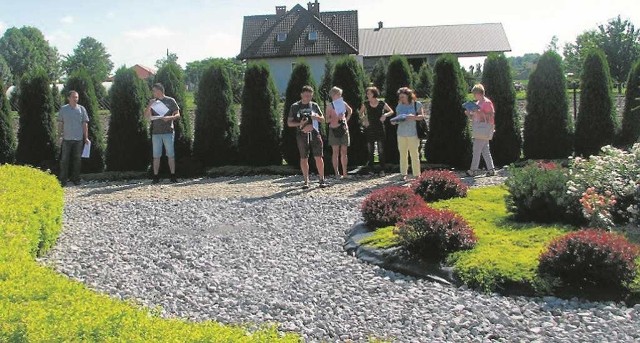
[287,104,301,128]
[83,122,89,144]
[57,110,64,143]
[312,104,325,123]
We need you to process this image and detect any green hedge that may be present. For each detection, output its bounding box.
[0,165,297,342]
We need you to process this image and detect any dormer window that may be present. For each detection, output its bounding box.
[276,32,287,42]
[308,31,318,41]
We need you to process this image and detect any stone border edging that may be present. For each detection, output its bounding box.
[343,222,462,286]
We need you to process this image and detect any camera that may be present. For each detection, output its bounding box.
[296,108,313,122]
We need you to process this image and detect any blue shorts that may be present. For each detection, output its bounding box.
[152,133,175,158]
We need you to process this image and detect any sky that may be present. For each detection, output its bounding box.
[0,0,637,72]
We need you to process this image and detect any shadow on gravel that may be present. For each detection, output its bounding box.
[80,182,148,197]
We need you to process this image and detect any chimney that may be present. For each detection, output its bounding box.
[276,6,286,16]
[378,21,383,30]
[307,0,320,14]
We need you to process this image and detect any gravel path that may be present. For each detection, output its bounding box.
[42,174,640,342]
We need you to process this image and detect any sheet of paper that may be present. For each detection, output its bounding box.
[332,97,347,116]
[82,141,91,158]
[151,100,170,117]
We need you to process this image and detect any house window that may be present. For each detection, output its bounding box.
[308,31,318,41]
[276,32,287,42]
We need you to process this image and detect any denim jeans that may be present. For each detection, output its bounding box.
[59,140,83,183]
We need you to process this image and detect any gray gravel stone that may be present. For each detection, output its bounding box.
[41,183,640,343]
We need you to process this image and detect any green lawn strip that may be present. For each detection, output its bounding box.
[0,165,298,342]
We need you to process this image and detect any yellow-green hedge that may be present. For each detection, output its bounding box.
[0,165,298,342]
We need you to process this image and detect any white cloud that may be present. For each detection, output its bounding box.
[124,27,175,40]
[106,11,115,19]
[60,15,74,25]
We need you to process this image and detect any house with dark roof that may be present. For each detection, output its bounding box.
[238,1,358,94]
[239,2,511,94]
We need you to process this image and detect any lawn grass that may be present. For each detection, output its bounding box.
[0,165,298,342]
[360,186,640,296]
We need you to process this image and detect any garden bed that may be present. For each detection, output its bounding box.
[350,185,640,304]
[0,165,297,342]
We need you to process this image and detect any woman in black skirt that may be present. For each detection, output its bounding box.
[359,86,394,176]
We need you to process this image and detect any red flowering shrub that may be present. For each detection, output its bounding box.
[538,229,640,291]
[394,206,477,260]
[411,170,468,202]
[361,186,424,228]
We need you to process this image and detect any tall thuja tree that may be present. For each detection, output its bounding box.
[0,79,16,163]
[332,56,368,166]
[238,62,282,166]
[482,53,521,166]
[371,58,387,93]
[618,60,640,147]
[64,69,105,173]
[523,51,573,159]
[106,67,150,171]
[426,54,472,169]
[415,62,433,99]
[154,62,193,164]
[384,55,413,164]
[16,69,57,168]
[575,49,617,157]
[319,56,334,109]
[281,60,318,166]
[193,62,239,167]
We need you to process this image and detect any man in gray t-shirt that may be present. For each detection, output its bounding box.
[58,90,89,186]
[144,83,181,183]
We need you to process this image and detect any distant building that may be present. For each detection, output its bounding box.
[106,64,156,82]
[238,1,358,94]
[238,1,511,94]
[359,22,511,71]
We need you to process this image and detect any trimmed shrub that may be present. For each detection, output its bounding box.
[0,165,298,342]
[482,53,522,166]
[370,58,387,94]
[384,55,414,164]
[64,69,106,173]
[193,62,239,167]
[539,229,639,292]
[426,54,472,169]
[154,62,193,165]
[618,59,640,148]
[238,62,282,166]
[415,62,433,99]
[332,56,368,166]
[361,186,424,228]
[319,56,334,109]
[16,69,57,168]
[106,67,150,172]
[394,206,477,260]
[523,51,573,159]
[505,162,573,223]
[0,78,16,163]
[575,49,617,157]
[412,170,468,202]
[281,60,318,166]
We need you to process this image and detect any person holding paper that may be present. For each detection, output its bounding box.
[144,83,180,184]
[58,90,89,186]
[326,87,352,179]
[465,84,496,177]
[392,87,427,181]
[287,85,326,189]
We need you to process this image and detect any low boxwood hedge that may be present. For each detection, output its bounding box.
[0,165,297,342]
